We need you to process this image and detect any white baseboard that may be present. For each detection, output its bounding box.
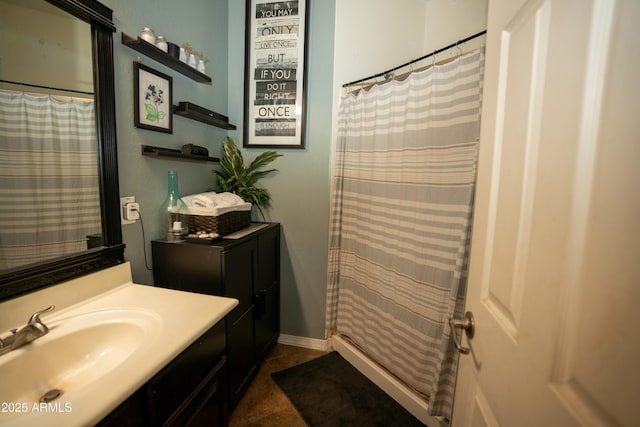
[277,334,332,351]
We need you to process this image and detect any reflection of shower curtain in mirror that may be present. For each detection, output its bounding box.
[326,49,484,419]
[0,89,100,269]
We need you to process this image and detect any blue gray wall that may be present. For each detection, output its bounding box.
[228,1,335,340]
[104,0,335,340]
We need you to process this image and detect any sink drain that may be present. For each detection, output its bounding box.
[39,389,64,403]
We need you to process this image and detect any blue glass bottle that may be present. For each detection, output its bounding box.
[159,171,187,240]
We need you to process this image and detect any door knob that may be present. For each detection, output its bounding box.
[449,311,475,355]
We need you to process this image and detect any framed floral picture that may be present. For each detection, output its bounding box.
[133,62,173,133]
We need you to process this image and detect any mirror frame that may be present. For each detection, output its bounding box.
[0,0,124,302]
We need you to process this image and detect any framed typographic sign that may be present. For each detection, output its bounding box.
[244,0,309,148]
[133,62,173,133]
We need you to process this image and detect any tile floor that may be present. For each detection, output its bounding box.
[228,344,328,427]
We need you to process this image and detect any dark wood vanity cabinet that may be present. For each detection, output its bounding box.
[98,320,228,427]
[151,223,280,411]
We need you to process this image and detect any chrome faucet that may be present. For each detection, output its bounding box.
[0,306,55,356]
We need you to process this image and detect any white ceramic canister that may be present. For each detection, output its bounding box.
[155,35,168,52]
[197,59,206,73]
[141,27,155,44]
[188,53,198,68]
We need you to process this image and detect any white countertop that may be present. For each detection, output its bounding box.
[0,262,238,427]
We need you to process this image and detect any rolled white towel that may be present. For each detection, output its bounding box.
[184,192,246,208]
[213,192,245,207]
[181,194,198,207]
[192,195,215,208]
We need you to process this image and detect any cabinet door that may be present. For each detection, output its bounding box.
[222,239,257,323]
[222,239,258,409]
[254,282,280,364]
[227,310,256,409]
[148,321,226,425]
[96,389,147,427]
[254,225,280,364]
[163,357,228,427]
[152,242,223,295]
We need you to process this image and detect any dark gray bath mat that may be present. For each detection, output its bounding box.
[271,351,426,427]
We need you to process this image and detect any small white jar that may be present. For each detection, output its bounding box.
[155,35,168,52]
[179,47,188,63]
[197,59,206,73]
[188,53,198,68]
[141,27,155,44]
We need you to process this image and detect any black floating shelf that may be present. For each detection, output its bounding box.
[141,145,220,162]
[173,102,237,130]
[121,33,212,84]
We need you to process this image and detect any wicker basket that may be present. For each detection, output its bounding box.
[171,210,251,236]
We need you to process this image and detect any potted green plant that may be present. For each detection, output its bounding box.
[213,137,282,219]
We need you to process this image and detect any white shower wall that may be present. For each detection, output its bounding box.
[331,0,488,157]
[423,0,488,55]
[332,0,488,88]
[333,0,427,85]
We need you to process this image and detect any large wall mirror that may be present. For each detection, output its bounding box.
[0,0,123,301]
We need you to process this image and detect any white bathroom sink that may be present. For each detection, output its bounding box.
[0,309,161,407]
[0,264,238,427]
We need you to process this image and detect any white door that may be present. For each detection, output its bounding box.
[451,0,640,425]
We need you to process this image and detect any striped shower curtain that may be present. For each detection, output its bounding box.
[326,49,484,419]
[0,89,101,270]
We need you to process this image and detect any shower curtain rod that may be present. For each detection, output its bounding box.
[342,30,487,88]
[0,79,94,95]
